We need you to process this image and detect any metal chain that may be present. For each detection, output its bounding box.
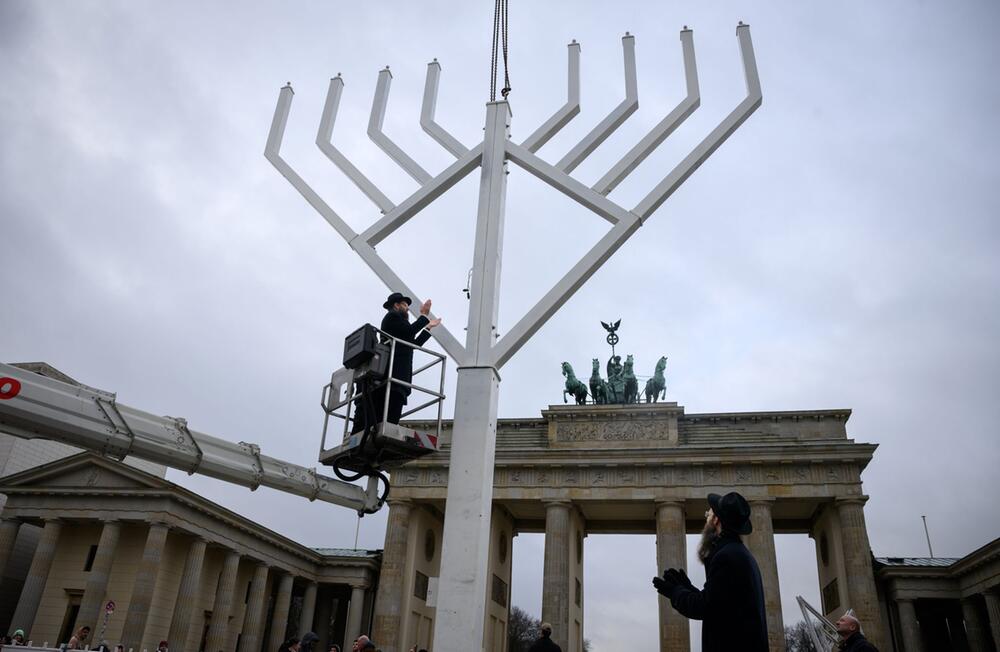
[501,0,511,98]
[490,0,511,101]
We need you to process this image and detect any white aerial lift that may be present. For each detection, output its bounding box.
[0,324,445,516]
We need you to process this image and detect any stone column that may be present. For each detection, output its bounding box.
[121,522,170,650]
[0,518,21,580]
[168,536,208,652]
[541,500,571,649]
[238,563,270,652]
[267,573,295,652]
[11,518,62,637]
[984,591,1000,650]
[344,584,367,651]
[962,596,990,652]
[75,520,122,632]
[896,598,923,652]
[745,499,784,651]
[835,498,885,647]
[654,501,689,652]
[373,499,412,652]
[298,580,318,637]
[205,549,242,652]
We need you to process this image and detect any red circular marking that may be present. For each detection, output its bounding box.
[0,377,21,400]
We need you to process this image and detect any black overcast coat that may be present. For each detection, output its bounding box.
[839,632,879,652]
[665,532,768,652]
[380,310,431,395]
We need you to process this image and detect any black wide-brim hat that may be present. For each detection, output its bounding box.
[708,491,753,535]
[383,292,413,310]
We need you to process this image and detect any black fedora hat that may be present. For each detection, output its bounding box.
[707,491,753,535]
[383,292,413,310]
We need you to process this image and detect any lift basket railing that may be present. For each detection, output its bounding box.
[319,324,446,471]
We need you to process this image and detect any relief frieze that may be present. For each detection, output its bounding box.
[552,419,672,443]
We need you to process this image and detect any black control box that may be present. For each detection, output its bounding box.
[343,324,380,369]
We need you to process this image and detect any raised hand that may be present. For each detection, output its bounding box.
[420,299,432,316]
[428,318,442,329]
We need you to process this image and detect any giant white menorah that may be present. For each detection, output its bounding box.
[266,23,760,652]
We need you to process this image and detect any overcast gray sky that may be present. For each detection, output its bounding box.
[3,1,999,650]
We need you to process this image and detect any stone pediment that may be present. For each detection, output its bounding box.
[0,452,166,492]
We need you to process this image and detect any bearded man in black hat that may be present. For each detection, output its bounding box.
[353,292,441,433]
[652,491,768,652]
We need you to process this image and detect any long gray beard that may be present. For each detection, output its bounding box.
[697,522,720,565]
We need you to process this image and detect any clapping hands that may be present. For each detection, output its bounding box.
[420,299,442,329]
[652,567,694,597]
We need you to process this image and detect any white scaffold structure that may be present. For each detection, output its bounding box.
[0,21,762,652]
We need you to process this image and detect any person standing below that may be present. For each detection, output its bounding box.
[353,293,441,433]
[836,609,879,651]
[527,622,561,652]
[652,491,768,652]
[66,626,91,650]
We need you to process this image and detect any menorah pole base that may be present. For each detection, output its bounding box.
[432,365,501,652]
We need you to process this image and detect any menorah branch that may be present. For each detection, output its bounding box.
[593,28,700,196]
[369,67,433,184]
[633,23,761,220]
[318,75,396,214]
[266,83,468,363]
[556,34,638,173]
[422,61,470,158]
[493,213,641,368]
[520,41,581,153]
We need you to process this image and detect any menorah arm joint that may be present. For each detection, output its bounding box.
[317,76,396,214]
[556,34,638,174]
[369,68,433,184]
[520,41,581,153]
[361,144,484,247]
[422,61,470,158]
[505,141,627,225]
[593,28,701,196]
[632,23,761,221]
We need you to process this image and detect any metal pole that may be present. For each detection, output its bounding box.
[431,101,509,652]
[921,515,934,558]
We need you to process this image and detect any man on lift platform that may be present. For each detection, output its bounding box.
[352,292,441,433]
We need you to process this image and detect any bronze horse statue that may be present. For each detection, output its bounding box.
[644,356,667,403]
[562,362,588,405]
[590,358,609,404]
[623,354,639,404]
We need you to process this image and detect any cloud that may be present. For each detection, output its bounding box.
[3,1,999,650]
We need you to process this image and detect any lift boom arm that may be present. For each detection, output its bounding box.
[0,362,378,513]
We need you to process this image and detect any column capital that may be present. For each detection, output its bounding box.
[653,499,685,508]
[387,497,413,507]
[347,581,369,590]
[543,499,572,508]
[747,497,776,506]
[834,496,870,507]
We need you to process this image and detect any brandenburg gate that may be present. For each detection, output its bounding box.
[372,402,882,652]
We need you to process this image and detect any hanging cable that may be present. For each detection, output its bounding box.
[490,0,511,101]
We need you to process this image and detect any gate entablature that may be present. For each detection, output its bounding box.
[395,403,873,504]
